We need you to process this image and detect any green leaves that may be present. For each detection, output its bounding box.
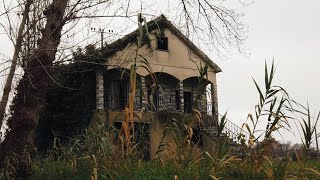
[253,78,264,103]
[245,60,291,145]
[264,60,275,91]
[217,112,227,139]
[297,103,320,151]
[136,13,150,49]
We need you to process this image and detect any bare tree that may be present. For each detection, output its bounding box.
[0,0,69,175]
[177,0,247,57]
[0,0,32,128]
[0,1,122,174]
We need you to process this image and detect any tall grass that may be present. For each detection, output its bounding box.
[243,60,291,146]
[290,101,320,156]
[237,60,320,179]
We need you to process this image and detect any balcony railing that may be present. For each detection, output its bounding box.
[107,95,211,115]
[201,113,250,145]
[149,95,177,112]
[202,114,218,127]
[221,114,250,144]
[202,102,250,144]
[107,97,142,111]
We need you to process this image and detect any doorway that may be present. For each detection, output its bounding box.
[184,91,192,113]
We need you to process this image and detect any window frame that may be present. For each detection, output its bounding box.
[156,37,168,51]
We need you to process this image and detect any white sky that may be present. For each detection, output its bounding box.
[216,0,320,144]
[1,0,320,145]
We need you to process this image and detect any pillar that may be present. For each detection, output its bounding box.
[211,83,218,123]
[179,81,184,112]
[96,68,104,110]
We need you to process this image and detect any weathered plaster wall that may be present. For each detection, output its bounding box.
[106,28,217,85]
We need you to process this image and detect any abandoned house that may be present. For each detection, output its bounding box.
[37,15,223,160]
[96,15,221,159]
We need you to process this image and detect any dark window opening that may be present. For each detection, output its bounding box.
[176,90,180,110]
[157,37,168,51]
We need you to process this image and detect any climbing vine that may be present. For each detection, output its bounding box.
[36,45,104,150]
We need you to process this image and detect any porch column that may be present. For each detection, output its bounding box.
[141,76,148,111]
[211,83,218,122]
[179,81,184,112]
[96,68,104,110]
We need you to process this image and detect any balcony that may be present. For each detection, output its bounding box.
[104,70,214,115]
[107,94,212,115]
[107,97,142,111]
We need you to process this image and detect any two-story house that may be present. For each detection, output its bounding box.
[93,15,221,159]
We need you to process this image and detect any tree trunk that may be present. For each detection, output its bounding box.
[0,0,69,177]
[0,0,32,127]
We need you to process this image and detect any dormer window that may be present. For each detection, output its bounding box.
[156,37,168,51]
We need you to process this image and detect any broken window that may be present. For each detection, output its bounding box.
[156,37,168,51]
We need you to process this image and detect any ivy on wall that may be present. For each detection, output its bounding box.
[36,45,105,150]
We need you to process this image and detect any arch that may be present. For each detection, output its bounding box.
[106,67,143,80]
[104,67,143,111]
[182,76,210,113]
[182,76,211,87]
[144,72,180,111]
[145,71,180,86]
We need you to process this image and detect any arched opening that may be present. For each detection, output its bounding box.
[104,68,142,110]
[182,77,210,113]
[145,72,180,111]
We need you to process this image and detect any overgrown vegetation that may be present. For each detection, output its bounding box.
[3,59,320,180]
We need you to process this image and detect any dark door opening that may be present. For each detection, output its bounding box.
[111,80,129,110]
[184,91,192,113]
[175,90,179,110]
[113,121,151,160]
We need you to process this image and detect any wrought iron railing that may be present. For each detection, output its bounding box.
[219,113,250,144]
[184,100,208,114]
[107,95,178,112]
[108,97,142,111]
[202,113,218,127]
[202,104,250,144]
[149,95,178,112]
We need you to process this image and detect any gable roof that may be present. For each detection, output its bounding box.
[103,14,222,73]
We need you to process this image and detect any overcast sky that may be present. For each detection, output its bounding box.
[216,0,320,144]
[1,0,319,145]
